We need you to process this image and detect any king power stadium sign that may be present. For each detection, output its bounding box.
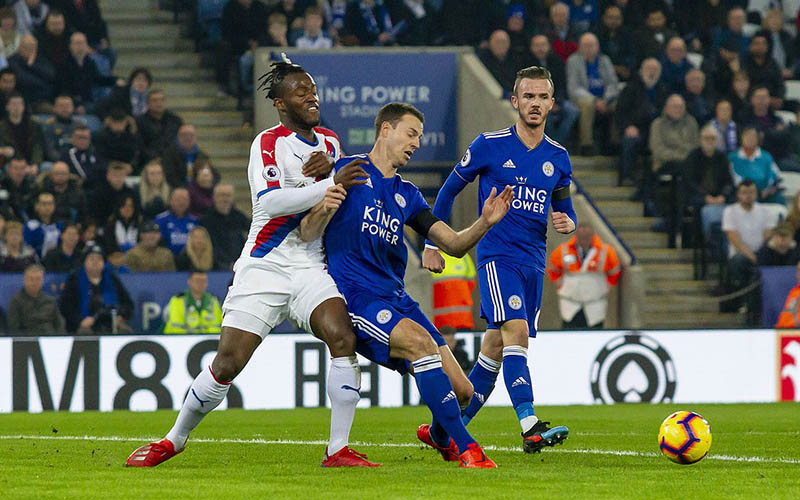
[0,330,789,413]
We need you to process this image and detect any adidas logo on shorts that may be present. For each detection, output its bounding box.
[441,390,457,404]
[511,377,529,388]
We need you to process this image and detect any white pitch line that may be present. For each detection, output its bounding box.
[1,435,799,465]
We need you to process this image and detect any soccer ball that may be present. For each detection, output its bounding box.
[658,411,712,465]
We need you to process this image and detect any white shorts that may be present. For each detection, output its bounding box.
[221,259,343,338]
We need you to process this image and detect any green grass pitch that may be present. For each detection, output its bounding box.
[1,403,799,499]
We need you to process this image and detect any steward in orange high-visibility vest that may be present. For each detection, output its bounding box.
[547,226,621,328]
[431,252,477,330]
[776,262,800,328]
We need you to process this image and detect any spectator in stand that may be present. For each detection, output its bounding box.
[295,6,333,49]
[633,6,677,61]
[478,30,518,95]
[94,107,141,167]
[137,90,183,165]
[787,193,800,247]
[0,68,16,119]
[762,8,794,80]
[566,31,619,155]
[161,124,209,189]
[52,0,112,65]
[722,180,777,311]
[0,157,35,220]
[216,0,269,95]
[729,126,784,205]
[659,36,692,95]
[42,222,80,272]
[138,160,170,219]
[683,69,714,125]
[757,222,798,266]
[705,38,742,99]
[776,261,800,328]
[615,57,667,185]
[59,245,133,334]
[200,183,248,271]
[163,271,223,334]
[342,0,396,46]
[102,194,140,255]
[61,123,105,188]
[673,0,726,54]
[437,0,487,46]
[594,4,635,81]
[270,0,304,31]
[7,33,56,111]
[545,2,578,62]
[547,223,621,329]
[237,13,289,95]
[563,0,598,34]
[645,94,699,218]
[684,124,734,238]
[504,5,531,56]
[23,191,61,258]
[743,32,785,111]
[124,220,175,272]
[175,226,215,272]
[0,8,22,60]
[78,217,97,248]
[95,67,151,119]
[89,160,137,226]
[60,31,122,112]
[0,93,45,169]
[34,9,69,80]
[387,0,433,46]
[155,187,197,255]
[740,86,787,160]
[0,220,38,272]
[6,264,65,335]
[187,161,218,218]
[39,160,86,223]
[525,34,578,146]
[712,6,750,58]
[728,70,751,124]
[42,95,85,161]
[15,0,47,35]
[710,99,738,154]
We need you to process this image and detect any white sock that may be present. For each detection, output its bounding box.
[326,356,361,455]
[521,415,539,434]
[165,365,230,451]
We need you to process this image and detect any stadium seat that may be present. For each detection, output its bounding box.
[687,52,703,69]
[785,80,800,101]
[763,202,789,222]
[780,171,800,200]
[775,110,797,125]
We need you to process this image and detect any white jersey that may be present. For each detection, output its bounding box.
[238,123,341,268]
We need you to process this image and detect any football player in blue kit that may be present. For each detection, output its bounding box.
[299,102,514,468]
[422,66,577,454]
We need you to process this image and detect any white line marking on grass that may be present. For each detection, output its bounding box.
[1,435,799,465]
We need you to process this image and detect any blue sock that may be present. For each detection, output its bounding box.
[502,345,538,434]
[413,354,476,453]
[462,353,501,426]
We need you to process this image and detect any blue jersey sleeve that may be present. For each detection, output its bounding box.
[550,149,577,227]
[453,134,489,183]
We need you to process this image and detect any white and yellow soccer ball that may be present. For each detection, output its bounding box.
[658,411,712,465]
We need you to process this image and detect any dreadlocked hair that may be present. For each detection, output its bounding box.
[257,54,307,101]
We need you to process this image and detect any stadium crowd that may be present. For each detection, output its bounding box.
[3,0,800,334]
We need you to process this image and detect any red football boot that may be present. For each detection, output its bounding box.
[321,446,381,467]
[458,443,497,469]
[125,438,181,467]
[416,424,459,462]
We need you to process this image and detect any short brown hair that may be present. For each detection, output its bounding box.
[513,66,554,96]
[374,102,424,138]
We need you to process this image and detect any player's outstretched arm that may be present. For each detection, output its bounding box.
[298,184,346,242]
[427,186,513,258]
[423,170,471,272]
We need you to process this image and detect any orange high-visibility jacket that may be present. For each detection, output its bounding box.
[431,252,476,330]
[776,285,800,328]
[547,234,622,325]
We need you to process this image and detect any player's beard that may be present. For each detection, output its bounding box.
[520,109,546,130]
[287,107,321,130]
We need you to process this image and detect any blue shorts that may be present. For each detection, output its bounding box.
[344,289,445,375]
[478,260,543,337]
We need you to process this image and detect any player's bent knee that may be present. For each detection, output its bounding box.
[454,378,474,407]
[500,320,529,347]
[322,324,356,357]
[390,319,439,361]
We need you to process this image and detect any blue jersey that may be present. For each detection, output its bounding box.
[447,126,572,272]
[324,155,430,299]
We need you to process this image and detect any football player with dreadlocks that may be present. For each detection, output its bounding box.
[125,57,378,468]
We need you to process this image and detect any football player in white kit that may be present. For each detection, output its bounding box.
[126,60,378,468]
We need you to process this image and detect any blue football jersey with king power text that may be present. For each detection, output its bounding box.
[454,126,572,272]
[324,155,430,298]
